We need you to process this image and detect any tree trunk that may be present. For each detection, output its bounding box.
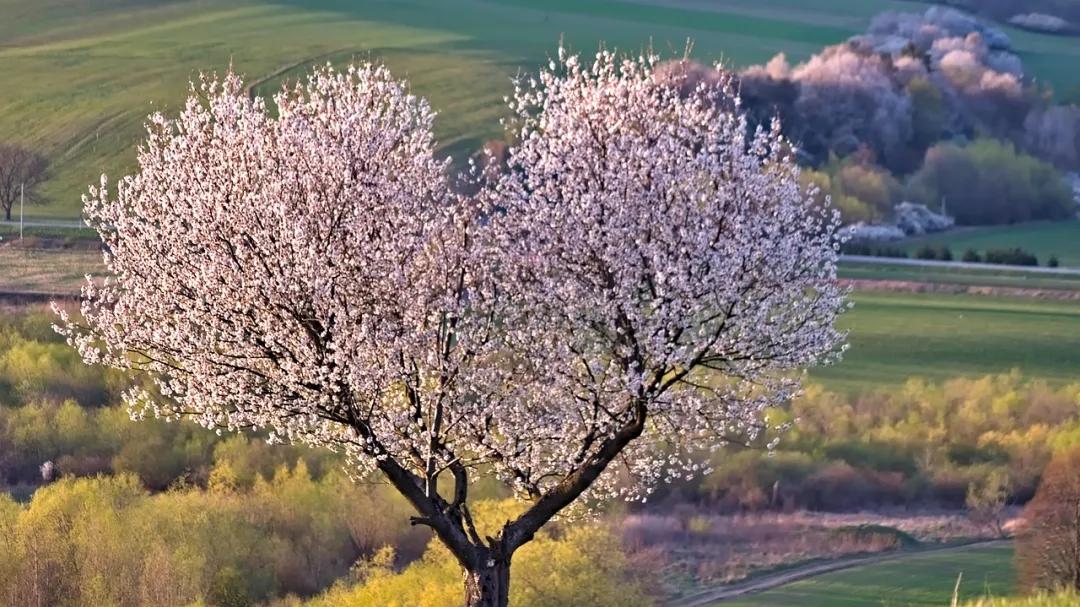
[463,560,510,607]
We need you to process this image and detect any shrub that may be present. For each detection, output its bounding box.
[1017,447,1080,593]
[914,245,953,261]
[0,471,426,605]
[962,248,983,263]
[306,502,652,607]
[841,242,908,258]
[984,248,1039,266]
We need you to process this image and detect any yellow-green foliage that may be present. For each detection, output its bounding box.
[306,500,652,607]
[800,157,902,224]
[0,468,426,606]
[965,592,1080,606]
[793,373,1080,482]
[703,373,1080,511]
[0,315,124,406]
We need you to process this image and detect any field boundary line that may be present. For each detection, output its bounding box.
[244,47,359,98]
[841,255,1080,275]
[665,539,1011,607]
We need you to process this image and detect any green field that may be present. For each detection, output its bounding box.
[901,222,1080,269]
[723,544,1015,607]
[838,261,1080,291]
[3,0,1080,218]
[813,293,1080,392]
[4,241,1080,390]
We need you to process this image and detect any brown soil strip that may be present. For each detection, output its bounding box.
[840,279,1080,300]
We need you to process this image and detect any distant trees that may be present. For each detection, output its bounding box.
[914,244,953,261]
[59,52,845,607]
[0,470,430,606]
[907,139,1074,225]
[0,144,48,221]
[1017,447,1080,593]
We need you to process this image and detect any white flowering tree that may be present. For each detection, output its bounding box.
[58,51,845,607]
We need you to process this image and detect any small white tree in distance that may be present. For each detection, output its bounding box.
[58,50,846,607]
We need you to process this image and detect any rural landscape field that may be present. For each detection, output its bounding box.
[2,1,1080,606]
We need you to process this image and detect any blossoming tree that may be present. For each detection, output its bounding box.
[58,51,846,607]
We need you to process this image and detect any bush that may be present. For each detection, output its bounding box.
[962,248,983,263]
[914,245,953,261]
[841,242,908,258]
[305,503,653,607]
[984,248,1039,266]
[1047,256,1060,268]
[0,471,427,606]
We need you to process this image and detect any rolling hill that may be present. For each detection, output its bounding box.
[2,0,1079,218]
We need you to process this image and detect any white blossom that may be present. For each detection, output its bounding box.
[56,52,845,596]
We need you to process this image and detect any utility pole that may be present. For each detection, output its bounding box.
[20,182,24,241]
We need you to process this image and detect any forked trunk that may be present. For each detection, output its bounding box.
[463,559,510,607]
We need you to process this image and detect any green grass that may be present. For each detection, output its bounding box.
[723,544,1014,607]
[812,293,1080,392]
[2,0,1079,218]
[838,261,1080,291]
[901,222,1080,269]
[964,591,1080,607]
[6,243,1080,390]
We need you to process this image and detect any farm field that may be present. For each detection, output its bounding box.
[721,543,1014,607]
[0,246,99,294]
[838,257,1080,291]
[900,222,1080,269]
[812,293,1080,392]
[838,260,1080,291]
[5,242,1080,392]
[3,0,1080,218]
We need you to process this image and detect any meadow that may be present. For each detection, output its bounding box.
[900,222,1080,269]
[838,261,1080,291]
[3,0,1080,218]
[722,543,1015,607]
[813,293,1080,392]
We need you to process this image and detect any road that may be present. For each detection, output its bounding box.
[0,218,88,230]
[666,539,1011,607]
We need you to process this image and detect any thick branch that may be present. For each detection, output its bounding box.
[501,400,647,552]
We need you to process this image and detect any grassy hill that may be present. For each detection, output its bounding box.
[2,0,1079,218]
[723,543,1014,607]
[813,293,1080,392]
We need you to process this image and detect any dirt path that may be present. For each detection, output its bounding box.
[666,540,1011,607]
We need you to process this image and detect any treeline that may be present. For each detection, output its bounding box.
[0,309,124,408]
[0,476,647,607]
[4,309,1079,603]
[842,242,1058,267]
[5,308,1077,516]
[652,373,1080,513]
[0,468,429,607]
[731,8,1080,226]
[802,141,1074,226]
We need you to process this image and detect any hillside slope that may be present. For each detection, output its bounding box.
[1,0,1078,218]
